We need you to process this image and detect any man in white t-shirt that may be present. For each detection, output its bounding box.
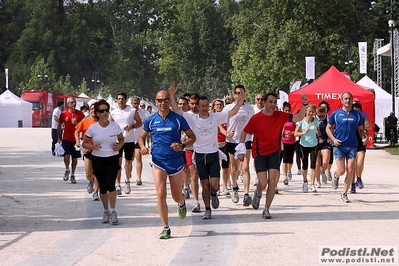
[51,100,64,156]
[131,96,150,185]
[169,82,244,219]
[110,92,142,195]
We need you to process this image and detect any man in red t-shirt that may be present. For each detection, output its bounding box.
[57,97,85,184]
[237,92,308,219]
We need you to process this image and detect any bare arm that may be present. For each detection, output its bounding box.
[57,122,62,142]
[292,94,309,123]
[168,81,183,115]
[138,129,150,155]
[294,125,309,137]
[133,111,143,128]
[239,131,248,143]
[227,97,244,118]
[326,123,341,146]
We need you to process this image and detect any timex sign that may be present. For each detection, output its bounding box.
[314,93,343,100]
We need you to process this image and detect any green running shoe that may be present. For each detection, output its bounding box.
[178,201,187,219]
[159,226,171,239]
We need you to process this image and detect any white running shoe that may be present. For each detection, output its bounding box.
[302,182,308,193]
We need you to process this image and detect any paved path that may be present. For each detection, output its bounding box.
[0,128,398,265]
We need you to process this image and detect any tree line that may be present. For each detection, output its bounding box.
[0,0,397,102]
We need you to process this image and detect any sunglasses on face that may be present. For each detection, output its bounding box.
[234,91,241,95]
[256,98,264,101]
[97,108,109,113]
[215,103,223,106]
[68,101,76,104]
[156,98,170,103]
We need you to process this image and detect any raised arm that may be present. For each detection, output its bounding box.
[292,94,309,123]
[168,81,183,115]
[227,96,244,118]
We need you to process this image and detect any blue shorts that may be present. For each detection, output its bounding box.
[333,146,357,160]
[152,155,185,176]
[253,151,280,173]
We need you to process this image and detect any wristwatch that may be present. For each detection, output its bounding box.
[181,143,186,149]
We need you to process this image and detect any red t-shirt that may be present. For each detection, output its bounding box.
[59,109,85,142]
[218,123,227,143]
[244,111,290,157]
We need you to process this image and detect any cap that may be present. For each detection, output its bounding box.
[88,99,98,107]
[353,98,360,103]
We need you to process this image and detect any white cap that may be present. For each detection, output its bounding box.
[88,99,97,107]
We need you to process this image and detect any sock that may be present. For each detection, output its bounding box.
[211,192,217,197]
[110,208,115,213]
[233,186,239,191]
[357,177,361,180]
[164,225,169,229]
[206,207,211,211]
[179,201,185,207]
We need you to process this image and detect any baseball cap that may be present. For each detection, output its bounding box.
[88,99,98,107]
[353,98,360,103]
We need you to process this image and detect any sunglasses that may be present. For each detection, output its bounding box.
[68,101,76,104]
[256,98,264,101]
[215,103,223,106]
[97,108,109,113]
[234,91,241,95]
[156,98,170,103]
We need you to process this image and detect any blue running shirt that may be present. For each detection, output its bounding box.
[328,108,363,147]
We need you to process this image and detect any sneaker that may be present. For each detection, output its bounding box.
[262,208,272,219]
[283,177,289,185]
[183,187,190,199]
[243,194,252,206]
[125,179,131,194]
[316,181,321,189]
[302,181,308,193]
[226,180,232,190]
[178,202,187,219]
[232,189,239,203]
[159,226,171,239]
[92,192,100,201]
[350,183,356,193]
[341,193,350,203]
[191,202,201,213]
[219,187,230,196]
[356,178,364,189]
[252,190,262,210]
[297,169,302,175]
[87,181,94,194]
[327,171,332,181]
[136,178,142,186]
[70,175,77,184]
[202,209,212,219]
[252,178,258,186]
[116,184,122,196]
[102,210,110,223]
[310,184,317,193]
[211,194,220,209]
[321,171,327,184]
[111,210,119,224]
[287,170,293,180]
[52,151,56,156]
[63,169,70,181]
[275,189,279,194]
[332,173,339,190]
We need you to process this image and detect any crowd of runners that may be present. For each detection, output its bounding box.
[52,83,370,239]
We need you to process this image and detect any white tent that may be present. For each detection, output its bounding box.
[0,90,32,128]
[356,75,399,136]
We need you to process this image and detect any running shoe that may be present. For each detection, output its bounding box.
[341,193,350,203]
[70,175,77,184]
[252,178,258,186]
[316,181,321,189]
[178,202,187,219]
[287,170,293,180]
[219,187,230,196]
[87,181,94,194]
[226,180,232,190]
[262,208,272,219]
[111,210,118,225]
[332,173,339,190]
[321,171,327,184]
[136,178,142,186]
[102,210,110,223]
[191,201,201,213]
[232,189,239,203]
[252,190,262,210]
[350,183,356,194]
[302,181,308,193]
[275,189,279,194]
[356,178,364,189]
[297,169,302,175]
[211,194,219,209]
[202,209,212,219]
[310,184,317,193]
[327,171,332,181]
[92,192,100,201]
[283,177,289,185]
[125,179,131,194]
[116,184,122,196]
[243,194,252,206]
[183,187,190,199]
[159,226,171,239]
[63,169,70,181]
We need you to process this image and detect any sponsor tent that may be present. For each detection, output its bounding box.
[289,66,375,147]
[356,75,399,137]
[0,90,32,127]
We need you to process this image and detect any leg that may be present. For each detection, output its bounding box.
[344,158,356,194]
[64,154,71,169]
[152,165,168,226]
[71,158,78,175]
[169,171,185,206]
[201,179,211,208]
[229,153,239,189]
[242,150,251,194]
[135,148,143,179]
[265,169,278,208]
[125,159,133,180]
[116,156,122,185]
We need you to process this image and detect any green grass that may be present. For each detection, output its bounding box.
[384,145,399,155]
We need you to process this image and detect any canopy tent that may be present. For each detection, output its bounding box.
[356,75,399,137]
[0,90,32,128]
[289,66,375,147]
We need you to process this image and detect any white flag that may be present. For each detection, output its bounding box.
[5,68,8,89]
[279,90,289,102]
[305,57,315,80]
[358,42,367,74]
[290,81,302,92]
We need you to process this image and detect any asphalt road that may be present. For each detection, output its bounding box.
[0,128,398,266]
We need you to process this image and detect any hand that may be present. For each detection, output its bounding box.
[125,124,133,132]
[92,143,101,151]
[112,143,120,151]
[140,147,150,155]
[300,94,309,104]
[168,81,178,95]
[170,142,183,152]
[333,139,342,146]
[226,131,235,138]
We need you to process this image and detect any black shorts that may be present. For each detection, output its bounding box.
[226,142,238,155]
[195,152,220,180]
[253,151,280,173]
[83,151,92,161]
[219,144,229,169]
[62,140,81,159]
[357,144,366,152]
[118,142,135,160]
[134,142,140,149]
[245,141,252,150]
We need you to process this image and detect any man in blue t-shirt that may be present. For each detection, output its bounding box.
[138,90,196,239]
[326,92,364,203]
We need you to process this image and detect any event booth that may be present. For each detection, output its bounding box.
[0,90,32,128]
[289,66,375,147]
